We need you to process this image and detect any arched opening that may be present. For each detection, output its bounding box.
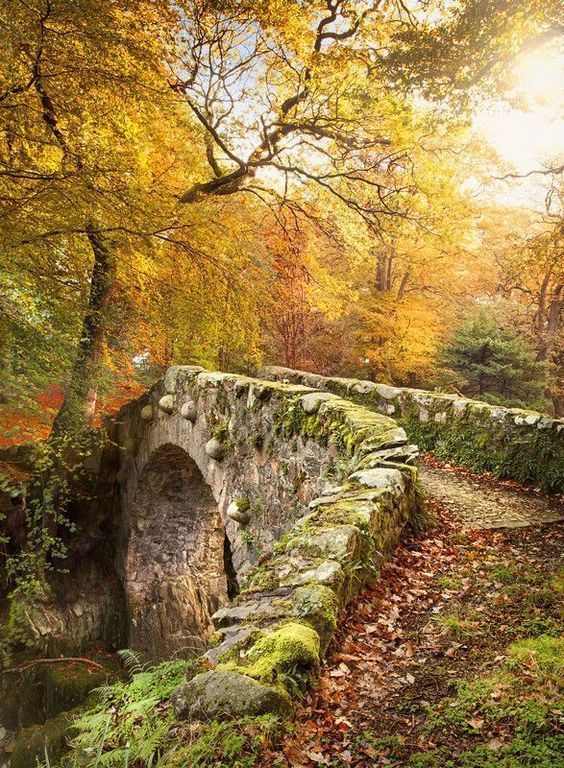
[124,444,229,660]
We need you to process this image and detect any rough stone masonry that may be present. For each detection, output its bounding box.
[116,365,420,717]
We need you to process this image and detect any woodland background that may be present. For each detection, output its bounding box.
[1,0,562,448]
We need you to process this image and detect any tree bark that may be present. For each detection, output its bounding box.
[50,225,116,437]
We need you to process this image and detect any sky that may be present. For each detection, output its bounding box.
[472,45,563,208]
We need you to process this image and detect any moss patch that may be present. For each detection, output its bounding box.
[11,708,75,768]
[0,657,118,729]
[219,622,321,694]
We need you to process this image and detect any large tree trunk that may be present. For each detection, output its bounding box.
[51,225,116,437]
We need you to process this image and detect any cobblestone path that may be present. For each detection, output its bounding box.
[418,462,564,529]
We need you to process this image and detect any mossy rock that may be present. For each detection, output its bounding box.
[172,669,292,721]
[292,584,339,651]
[10,708,75,768]
[1,658,118,729]
[219,622,321,689]
[44,660,117,719]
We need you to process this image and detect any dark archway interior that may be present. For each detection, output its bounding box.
[223,534,239,600]
[125,444,229,660]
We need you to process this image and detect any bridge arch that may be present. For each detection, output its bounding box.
[123,442,229,660]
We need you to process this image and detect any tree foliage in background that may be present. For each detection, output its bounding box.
[0,0,562,449]
[440,312,548,410]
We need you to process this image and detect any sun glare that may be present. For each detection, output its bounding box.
[515,51,563,103]
[472,46,563,203]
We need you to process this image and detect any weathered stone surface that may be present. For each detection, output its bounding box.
[172,670,292,721]
[227,498,251,524]
[212,603,264,628]
[278,559,343,589]
[287,526,361,561]
[260,365,564,494]
[300,391,339,414]
[158,394,175,414]
[205,438,226,461]
[180,400,198,421]
[140,404,153,421]
[371,445,419,464]
[164,365,203,394]
[204,626,257,666]
[349,467,405,492]
[124,444,228,659]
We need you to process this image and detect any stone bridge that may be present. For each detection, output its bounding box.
[260,366,564,494]
[115,366,419,716]
[2,363,563,731]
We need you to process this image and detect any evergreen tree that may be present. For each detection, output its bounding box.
[441,313,548,410]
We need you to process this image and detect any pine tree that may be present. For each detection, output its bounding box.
[441,312,548,410]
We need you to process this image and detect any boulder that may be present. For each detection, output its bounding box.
[180,400,198,422]
[205,438,226,461]
[171,669,291,721]
[140,404,153,421]
[158,395,175,414]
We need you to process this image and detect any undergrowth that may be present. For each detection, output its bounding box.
[67,658,189,767]
[42,656,281,768]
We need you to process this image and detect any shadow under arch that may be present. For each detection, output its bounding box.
[124,443,229,660]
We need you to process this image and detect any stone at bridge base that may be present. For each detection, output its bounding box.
[171,669,292,721]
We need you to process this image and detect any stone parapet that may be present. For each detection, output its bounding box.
[260,366,564,494]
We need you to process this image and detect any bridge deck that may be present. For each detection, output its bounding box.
[418,460,564,529]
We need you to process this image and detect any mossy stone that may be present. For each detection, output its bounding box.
[158,394,175,413]
[10,709,74,768]
[44,661,114,719]
[219,621,321,686]
[205,437,226,460]
[1,659,118,729]
[292,584,339,650]
[172,669,292,721]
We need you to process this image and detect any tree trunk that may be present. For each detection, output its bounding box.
[376,252,388,291]
[50,225,116,437]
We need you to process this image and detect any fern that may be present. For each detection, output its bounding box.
[67,660,189,768]
[117,648,148,677]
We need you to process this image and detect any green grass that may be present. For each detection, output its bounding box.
[417,635,564,768]
[434,608,480,639]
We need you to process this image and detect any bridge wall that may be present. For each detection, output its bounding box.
[116,365,421,718]
[118,366,351,658]
[260,366,564,494]
[1,365,422,724]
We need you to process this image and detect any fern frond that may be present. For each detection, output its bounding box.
[117,648,148,677]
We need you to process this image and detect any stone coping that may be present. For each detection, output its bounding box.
[259,366,564,494]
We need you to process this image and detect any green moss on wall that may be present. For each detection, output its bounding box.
[218,622,321,695]
[261,368,564,494]
[399,408,564,493]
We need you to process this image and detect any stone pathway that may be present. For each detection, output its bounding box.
[418,463,564,529]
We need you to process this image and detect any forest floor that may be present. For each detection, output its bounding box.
[255,459,564,768]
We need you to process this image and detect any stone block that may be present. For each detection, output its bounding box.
[172,670,292,721]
